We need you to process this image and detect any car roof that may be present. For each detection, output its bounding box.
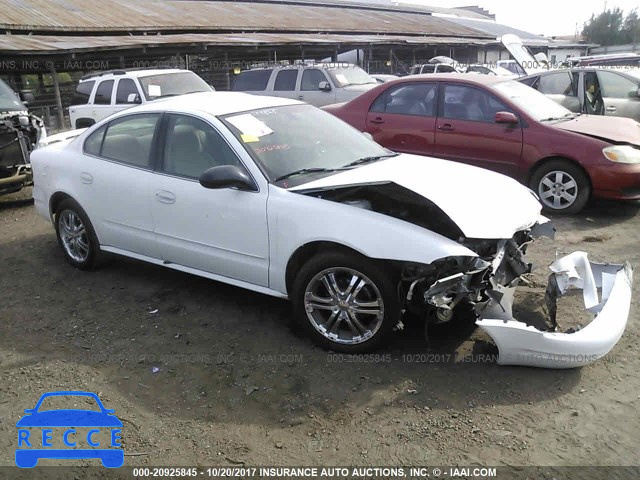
[399,73,511,86]
[519,67,640,79]
[240,63,358,72]
[80,69,187,82]
[122,91,302,117]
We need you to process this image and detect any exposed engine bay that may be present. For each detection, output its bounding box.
[0,112,44,195]
[304,182,633,368]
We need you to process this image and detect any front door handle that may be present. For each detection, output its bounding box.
[298,95,304,100]
[605,106,617,112]
[155,190,176,204]
[80,172,93,184]
[437,123,455,131]
[369,117,385,124]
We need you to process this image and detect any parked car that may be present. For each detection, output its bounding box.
[409,63,459,75]
[518,68,640,121]
[496,60,527,76]
[371,74,399,83]
[30,92,632,367]
[465,64,516,77]
[566,53,640,68]
[231,63,378,107]
[68,69,213,129]
[324,74,640,214]
[0,79,45,195]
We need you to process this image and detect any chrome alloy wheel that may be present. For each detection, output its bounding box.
[58,209,90,263]
[538,170,578,210]
[303,267,384,345]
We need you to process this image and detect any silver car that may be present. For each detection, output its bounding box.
[518,68,640,121]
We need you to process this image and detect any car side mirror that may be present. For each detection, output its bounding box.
[127,93,142,104]
[495,111,518,125]
[318,81,332,92]
[199,165,256,191]
[19,91,35,105]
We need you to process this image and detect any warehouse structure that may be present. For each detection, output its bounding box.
[0,0,588,129]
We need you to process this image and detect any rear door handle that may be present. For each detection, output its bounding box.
[298,95,304,100]
[155,190,176,204]
[437,123,454,131]
[369,117,385,124]
[605,106,617,112]
[80,172,93,184]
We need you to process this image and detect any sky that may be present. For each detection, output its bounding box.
[402,0,639,37]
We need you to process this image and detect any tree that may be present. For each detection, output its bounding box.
[581,7,639,46]
[622,9,640,44]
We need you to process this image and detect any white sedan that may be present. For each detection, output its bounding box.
[30,92,632,367]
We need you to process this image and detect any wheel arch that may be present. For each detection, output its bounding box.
[285,241,391,296]
[527,155,592,189]
[49,191,75,218]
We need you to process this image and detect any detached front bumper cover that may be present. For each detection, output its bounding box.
[477,251,633,369]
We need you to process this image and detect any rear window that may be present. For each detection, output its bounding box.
[232,70,272,91]
[94,80,114,105]
[71,80,95,106]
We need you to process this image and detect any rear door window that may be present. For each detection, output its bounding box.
[231,70,272,91]
[538,72,576,96]
[94,80,114,105]
[98,114,161,168]
[273,70,298,91]
[370,83,437,117]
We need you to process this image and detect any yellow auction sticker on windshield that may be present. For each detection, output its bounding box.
[241,134,260,143]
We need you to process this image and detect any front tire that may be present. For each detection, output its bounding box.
[530,160,590,214]
[54,198,101,270]
[292,251,399,352]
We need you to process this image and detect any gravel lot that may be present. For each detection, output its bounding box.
[1,187,639,477]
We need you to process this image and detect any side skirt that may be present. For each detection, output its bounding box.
[100,246,289,300]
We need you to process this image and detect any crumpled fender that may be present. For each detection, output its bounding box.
[477,252,633,369]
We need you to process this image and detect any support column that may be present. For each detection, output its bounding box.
[50,62,65,131]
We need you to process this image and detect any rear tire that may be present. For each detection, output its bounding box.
[291,251,399,353]
[54,198,101,270]
[530,159,590,215]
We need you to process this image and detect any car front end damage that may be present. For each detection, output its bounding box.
[0,112,45,195]
[400,221,633,368]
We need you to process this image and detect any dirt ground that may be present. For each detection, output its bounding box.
[1,187,639,477]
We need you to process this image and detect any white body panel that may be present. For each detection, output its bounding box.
[478,253,633,368]
[291,154,544,239]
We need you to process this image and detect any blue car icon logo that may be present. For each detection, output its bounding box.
[15,391,123,468]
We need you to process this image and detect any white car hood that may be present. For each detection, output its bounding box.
[290,154,544,239]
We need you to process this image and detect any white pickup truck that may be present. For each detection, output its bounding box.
[69,69,213,129]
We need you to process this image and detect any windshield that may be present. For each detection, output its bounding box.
[139,71,212,100]
[221,104,391,187]
[492,80,572,122]
[0,79,25,112]
[326,67,377,87]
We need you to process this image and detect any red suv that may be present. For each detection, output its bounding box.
[324,74,640,214]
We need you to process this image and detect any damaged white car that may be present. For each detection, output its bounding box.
[30,92,633,368]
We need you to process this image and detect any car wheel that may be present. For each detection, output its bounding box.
[530,160,590,214]
[292,251,399,352]
[54,198,101,270]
